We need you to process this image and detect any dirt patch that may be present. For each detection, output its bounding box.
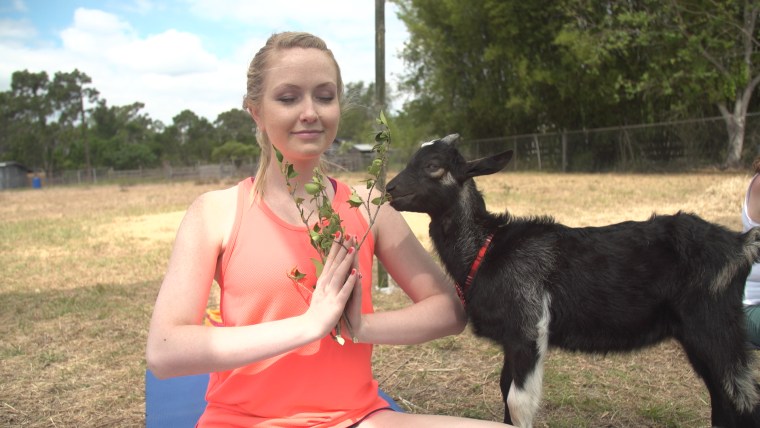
[103,211,185,247]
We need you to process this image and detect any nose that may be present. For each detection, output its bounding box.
[300,99,318,123]
[385,177,397,193]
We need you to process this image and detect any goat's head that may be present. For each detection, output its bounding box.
[386,134,513,215]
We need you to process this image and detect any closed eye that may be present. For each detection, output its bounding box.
[428,165,445,178]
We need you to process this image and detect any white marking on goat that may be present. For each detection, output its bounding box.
[536,294,551,359]
[723,362,760,412]
[713,235,760,294]
[507,296,550,428]
[421,140,435,147]
[441,171,457,187]
[714,260,741,295]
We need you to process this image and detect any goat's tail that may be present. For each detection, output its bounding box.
[744,227,760,265]
[723,362,760,414]
[710,228,760,295]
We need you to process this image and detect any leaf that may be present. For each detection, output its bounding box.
[275,147,284,164]
[287,164,298,179]
[304,182,321,195]
[310,258,324,277]
[347,191,363,208]
[288,267,306,281]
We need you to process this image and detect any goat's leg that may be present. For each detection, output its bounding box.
[502,342,546,428]
[500,353,514,425]
[679,316,760,427]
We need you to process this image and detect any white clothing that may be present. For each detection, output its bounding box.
[743,174,760,305]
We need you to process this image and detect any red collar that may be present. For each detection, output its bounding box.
[454,233,494,307]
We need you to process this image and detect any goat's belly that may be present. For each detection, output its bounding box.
[548,314,675,353]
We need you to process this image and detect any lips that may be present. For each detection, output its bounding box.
[292,129,323,136]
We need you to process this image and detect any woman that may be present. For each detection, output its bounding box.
[146,32,509,427]
[743,156,760,348]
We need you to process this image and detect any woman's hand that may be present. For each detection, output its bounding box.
[304,234,358,339]
[345,255,363,342]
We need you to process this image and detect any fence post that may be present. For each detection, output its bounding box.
[513,139,518,171]
[562,132,567,173]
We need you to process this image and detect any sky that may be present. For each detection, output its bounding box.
[0,0,410,124]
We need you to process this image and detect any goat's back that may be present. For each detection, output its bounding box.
[466,211,751,353]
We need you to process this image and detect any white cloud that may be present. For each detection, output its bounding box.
[40,7,236,123]
[0,1,409,123]
[0,18,36,41]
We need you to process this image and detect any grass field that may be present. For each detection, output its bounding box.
[0,170,756,427]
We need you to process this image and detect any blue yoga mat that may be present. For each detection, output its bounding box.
[145,370,403,427]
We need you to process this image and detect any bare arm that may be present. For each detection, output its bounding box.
[349,198,467,345]
[749,176,760,223]
[146,187,358,379]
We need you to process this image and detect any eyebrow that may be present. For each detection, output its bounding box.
[272,82,337,92]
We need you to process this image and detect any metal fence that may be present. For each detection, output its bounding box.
[40,113,760,187]
[44,153,378,187]
[454,113,760,172]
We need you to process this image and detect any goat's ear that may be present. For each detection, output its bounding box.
[440,134,460,145]
[464,150,513,178]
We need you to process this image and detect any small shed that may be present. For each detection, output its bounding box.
[0,162,32,190]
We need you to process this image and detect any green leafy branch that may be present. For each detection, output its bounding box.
[276,111,393,345]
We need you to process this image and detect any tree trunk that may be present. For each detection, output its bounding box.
[723,106,745,169]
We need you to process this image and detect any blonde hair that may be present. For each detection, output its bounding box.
[243,32,344,200]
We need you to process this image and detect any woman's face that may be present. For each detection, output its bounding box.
[251,47,341,163]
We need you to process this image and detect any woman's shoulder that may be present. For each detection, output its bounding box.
[182,182,243,233]
[193,182,242,211]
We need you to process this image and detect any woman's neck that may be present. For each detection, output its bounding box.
[262,154,334,226]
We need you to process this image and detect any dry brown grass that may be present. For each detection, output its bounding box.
[0,171,756,427]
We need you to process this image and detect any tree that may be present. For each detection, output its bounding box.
[166,109,215,165]
[90,101,162,169]
[211,140,258,166]
[559,0,760,167]
[396,0,760,167]
[396,0,576,139]
[214,109,256,146]
[670,0,760,167]
[48,69,99,176]
[6,70,53,172]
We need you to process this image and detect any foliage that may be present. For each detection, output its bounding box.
[4,1,760,170]
[211,140,259,165]
[395,0,760,166]
[277,112,393,345]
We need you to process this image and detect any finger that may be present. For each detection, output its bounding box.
[329,242,356,291]
[347,267,363,321]
[337,267,359,304]
[321,233,348,281]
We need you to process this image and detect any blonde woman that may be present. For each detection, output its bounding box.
[146,32,510,427]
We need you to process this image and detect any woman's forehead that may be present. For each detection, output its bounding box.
[265,48,338,87]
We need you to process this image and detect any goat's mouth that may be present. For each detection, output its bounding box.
[387,192,415,208]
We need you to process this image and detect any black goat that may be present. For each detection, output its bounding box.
[386,135,760,428]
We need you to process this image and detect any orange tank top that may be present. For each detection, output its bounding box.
[197,177,388,427]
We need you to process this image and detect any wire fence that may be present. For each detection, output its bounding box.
[36,112,760,187]
[453,112,760,172]
[43,152,378,187]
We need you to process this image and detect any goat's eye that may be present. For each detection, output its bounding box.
[427,164,445,178]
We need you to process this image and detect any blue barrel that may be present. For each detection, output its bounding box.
[32,176,41,189]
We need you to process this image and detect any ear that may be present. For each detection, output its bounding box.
[248,106,264,132]
[440,134,460,145]
[464,150,513,178]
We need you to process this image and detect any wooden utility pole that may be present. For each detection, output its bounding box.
[375,0,389,288]
[375,0,386,110]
